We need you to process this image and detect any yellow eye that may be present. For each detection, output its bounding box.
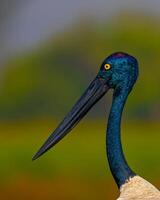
[104,63,111,70]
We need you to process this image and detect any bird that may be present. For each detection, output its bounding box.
[33,52,160,199]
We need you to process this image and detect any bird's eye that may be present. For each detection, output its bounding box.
[104,63,111,70]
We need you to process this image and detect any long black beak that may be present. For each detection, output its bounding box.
[32,76,110,160]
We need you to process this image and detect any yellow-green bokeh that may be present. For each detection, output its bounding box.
[0,11,160,200]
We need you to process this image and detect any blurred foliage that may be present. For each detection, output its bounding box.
[1,12,160,119]
[0,10,160,200]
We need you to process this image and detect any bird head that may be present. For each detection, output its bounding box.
[98,52,138,89]
[33,52,139,160]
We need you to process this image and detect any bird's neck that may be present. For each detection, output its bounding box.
[107,84,136,188]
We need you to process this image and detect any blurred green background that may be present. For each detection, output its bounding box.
[0,1,160,199]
